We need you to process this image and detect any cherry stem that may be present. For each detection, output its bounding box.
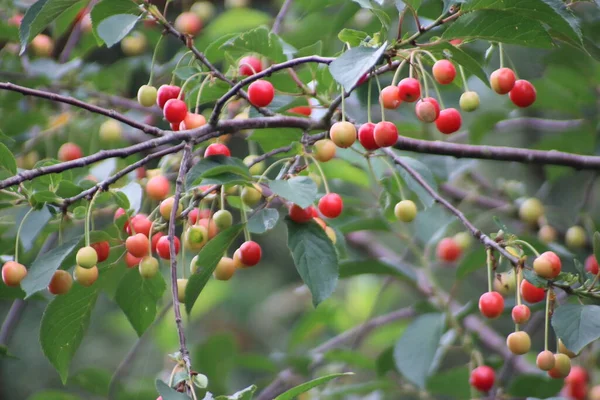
[367,75,372,124]
[220,187,225,211]
[379,156,406,200]
[178,72,206,101]
[14,207,34,264]
[499,43,505,68]
[472,349,484,367]
[257,157,292,185]
[416,56,429,98]
[308,155,330,194]
[515,265,522,306]
[512,239,540,258]
[238,62,258,77]
[85,191,100,247]
[544,288,551,351]
[486,248,493,292]
[171,51,194,85]
[391,59,408,86]
[374,73,385,122]
[418,49,437,64]
[248,140,258,157]
[240,202,251,242]
[459,65,469,92]
[194,75,211,114]
[148,34,164,86]
[409,52,415,79]
[420,68,445,109]
[340,87,346,122]
[148,221,155,255]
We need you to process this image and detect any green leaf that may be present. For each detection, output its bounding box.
[285,219,339,307]
[215,385,257,400]
[115,269,166,337]
[112,191,130,210]
[28,390,82,400]
[399,0,422,10]
[0,143,16,174]
[552,304,600,354]
[338,216,390,234]
[173,66,200,80]
[523,268,548,288]
[507,374,563,397]
[0,344,18,359]
[221,26,286,63]
[249,128,302,152]
[71,368,112,396]
[41,284,99,384]
[426,42,490,87]
[339,259,417,282]
[155,380,191,400]
[22,236,82,298]
[329,42,388,91]
[274,373,354,400]
[90,0,140,46]
[394,313,446,389]
[426,366,470,399]
[19,0,80,53]
[338,28,369,47]
[442,10,554,48]
[247,208,279,234]
[118,182,142,212]
[312,159,370,187]
[456,248,486,279]
[186,156,251,189]
[393,155,437,208]
[185,224,244,313]
[593,232,600,267]
[205,33,238,63]
[269,176,317,209]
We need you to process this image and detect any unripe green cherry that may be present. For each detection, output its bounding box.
[139,256,159,279]
[453,232,473,251]
[184,225,208,251]
[241,185,262,207]
[565,225,586,249]
[519,198,544,225]
[506,331,531,355]
[394,200,417,222]
[177,279,188,302]
[536,350,555,371]
[76,246,98,269]
[99,120,122,142]
[493,270,518,296]
[138,85,158,107]
[459,91,480,112]
[329,121,357,148]
[190,255,199,274]
[548,353,571,379]
[213,210,233,230]
[243,155,265,176]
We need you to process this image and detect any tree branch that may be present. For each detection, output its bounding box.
[272,0,294,34]
[440,183,514,212]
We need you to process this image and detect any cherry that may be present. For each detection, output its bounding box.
[511,304,531,324]
[156,85,182,109]
[536,350,556,371]
[509,79,536,108]
[313,217,326,230]
[288,105,312,116]
[198,218,218,239]
[329,121,357,148]
[478,291,504,319]
[356,73,369,86]
[8,14,23,26]
[565,365,588,386]
[520,279,546,304]
[248,80,274,107]
[538,225,557,244]
[156,236,180,260]
[139,256,159,279]
[591,386,600,400]
[188,209,211,225]
[137,85,158,107]
[373,121,398,148]
[151,232,165,254]
[585,255,599,275]
[358,122,379,151]
[239,241,262,266]
[454,232,473,251]
[204,143,231,157]
[146,175,171,201]
[214,257,236,281]
[180,113,206,130]
[191,1,215,20]
[99,120,122,142]
[459,91,480,112]
[380,86,402,109]
[432,60,456,85]
[313,139,336,162]
[415,98,439,123]
[490,68,516,94]
[519,198,544,224]
[565,225,586,249]
[174,12,202,35]
[76,246,98,268]
[213,210,233,230]
[470,366,495,392]
[506,331,531,355]
[177,278,187,302]
[58,142,83,162]
[163,99,188,124]
[241,185,262,206]
[232,248,245,269]
[121,33,146,56]
[2,261,27,287]
[48,270,73,295]
[558,339,578,358]
[310,207,319,218]
[31,34,54,57]
[436,237,461,262]
[397,78,421,102]
[126,214,152,237]
[74,265,98,287]
[126,233,149,258]
[90,242,109,263]
[394,200,417,222]
[170,122,180,131]
[325,226,337,244]
[239,56,263,76]
[289,204,314,223]
[533,251,561,279]
[184,225,208,251]
[435,108,462,134]
[125,252,142,268]
[160,197,182,220]
[319,193,343,218]
[244,155,266,175]
[548,354,571,379]
[563,382,587,400]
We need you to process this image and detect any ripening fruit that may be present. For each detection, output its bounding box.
[435,108,462,134]
[325,226,337,244]
[490,68,516,94]
[163,99,188,124]
[493,270,517,296]
[459,91,480,112]
[519,198,544,225]
[48,270,73,295]
[125,252,142,268]
[121,33,147,56]
[127,214,152,237]
[232,249,245,269]
[506,331,531,355]
[565,365,589,387]
[241,185,262,206]
[243,155,266,175]
[209,210,231,231]
[511,304,531,324]
[590,386,600,400]
[191,1,215,20]
[313,217,326,230]
[126,233,150,258]
[180,113,207,130]
[2,261,27,287]
[548,354,572,379]
[188,208,211,225]
[160,197,182,220]
[137,85,158,107]
[205,143,231,157]
[380,86,402,109]
[239,241,262,266]
[436,238,462,262]
[74,265,98,287]
[289,204,314,223]
[248,80,274,107]
[585,255,599,275]
[313,139,336,162]
[319,193,343,219]
[214,257,236,281]
[99,120,122,142]
[58,142,83,162]
[174,12,202,36]
[184,225,208,251]
[190,255,199,274]
[533,250,562,278]
[139,256,159,279]
[432,60,456,85]
[470,366,495,392]
[453,232,472,251]
[394,200,417,222]
[238,56,263,76]
[558,339,578,358]
[198,218,218,239]
[520,279,546,304]
[31,34,54,57]
[76,246,98,269]
[397,78,421,102]
[565,225,587,249]
[538,225,557,244]
[146,175,170,201]
[478,291,505,319]
[509,80,536,108]
[373,121,399,148]
[156,85,182,109]
[330,121,357,148]
[415,98,440,123]
[358,122,379,151]
[157,236,180,260]
[536,350,556,371]
[289,105,312,116]
[177,279,187,302]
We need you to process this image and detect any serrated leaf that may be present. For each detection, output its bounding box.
[221,26,286,63]
[41,284,99,383]
[274,373,353,400]
[285,219,339,307]
[112,191,130,210]
[269,176,317,209]
[185,224,244,313]
[215,385,257,400]
[115,269,166,336]
[96,14,140,48]
[338,28,369,47]
[247,208,279,234]
[329,42,388,92]
[0,143,16,174]
[155,380,191,400]
[19,0,81,53]
[186,156,251,189]
[90,0,140,45]
[552,304,600,355]
[523,268,548,288]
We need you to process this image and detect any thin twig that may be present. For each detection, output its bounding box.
[272,0,294,34]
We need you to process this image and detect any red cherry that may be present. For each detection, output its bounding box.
[156,85,182,108]
[564,382,587,400]
[422,97,440,116]
[288,106,312,116]
[125,252,142,268]
[435,108,462,134]
[239,56,263,76]
[520,279,546,304]
[373,121,398,148]
[188,209,211,225]
[565,366,589,386]
[436,238,462,262]
[180,113,206,130]
[204,143,231,157]
[289,204,314,223]
[397,77,421,102]
[91,241,110,263]
[156,236,181,260]
[151,232,165,254]
[533,251,562,279]
[170,122,180,131]
[380,86,402,109]
[136,167,146,180]
[478,291,505,319]
[58,142,83,162]
[470,366,495,392]
[358,123,379,151]
[318,193,343,219]
[126,214,152,237]
[248,80,274,107]
[509,80,536,108]
[174,12,202,36]
[163,99,188,124]
[126,233,149,258]
[415,98,440,123]
[511,304,531,324]
[146,175,170,201]
[489,68,516,95]
[432,60,456,85]
[585,255,599,275]
[239,241,262,266]
[357,73,368,86]
[310,207,319,218]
